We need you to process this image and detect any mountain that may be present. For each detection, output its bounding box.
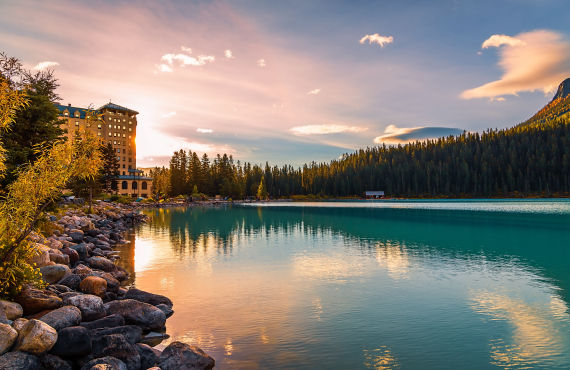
[519,78,570,127]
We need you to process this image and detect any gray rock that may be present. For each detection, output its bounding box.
[158,341,215,370]
[135,343,161,369]
[68,229,85,243]
[90,325,142,345]
[91,334,140,370]
[80,356,127,370]
[49,252,70,265]
[61,247,79,265]
[70,244,90,261]
[0,351,41,369]
[13,319,58,354]
[0,323,18,355]
[0,300,23,320]
[40,264,71,284]
[50,326,92,357]
[91,271,120,292]
[80,314,125,330]
[104,299,166,331]
[139,331,169,347]
[0,308,7,325]
[58,274,82,290]
[39,306,82,331]
[63,294,106,322]
[40,353,73,370]
[124,288,173,308]
[156,303,174,318]
[47,284,73,294]
[86,256,116,272]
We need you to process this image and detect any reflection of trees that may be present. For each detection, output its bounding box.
[140,205,570,304]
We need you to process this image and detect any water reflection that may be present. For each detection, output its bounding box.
[117,203,570,369]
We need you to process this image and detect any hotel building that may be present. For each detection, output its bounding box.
[55,102,152,198]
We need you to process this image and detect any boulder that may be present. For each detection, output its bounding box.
[90,334,140,370]
[0,309,7,325]
[80,356,127,370]
[156,303,174,318]
[140,331,169,347]
[0,351,41,369]
[158,341,215,370]
[135,343,160,369]
[104,299,166,331]
[11,318,28,333]
[0,323,18,355]
[70,244,90,261]
[47,284,73,294]
[58,274,82,291]
[74,264,93,276]
[0,300,23,320]
[15,287,62,315]
[80,314,125,330]
[63,294,106,322]
[14,319,58,354]
[50,326,92,357]
[30,243,51,267]
[124,288,173,308]
[90,325,142,345]
[86,256,116,272]
[40,353,73,370]
[39,306,82,331]
[40,264,71,284]
[61,247,79,265]
[91,271,120,292]
[80,276,107,297]
[49,252,70,265]
[68,229,85,243]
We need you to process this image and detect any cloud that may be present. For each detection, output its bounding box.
[291,124,367,135]
[33,61,59,70]
[359,33,394,47]
[490,97,506,102]
[461,30,570,99]
[197,128,213,133]
[256,58,266,67]
[307,88,321,95]
[374,125,464,144]
[482,34,525,49]
[156,46,215,72]
[162,111,176,118]
[224,49,234,59]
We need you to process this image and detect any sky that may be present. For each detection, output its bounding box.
[1,0,569,167]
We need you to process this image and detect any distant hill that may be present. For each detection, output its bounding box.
[519,78,570,127]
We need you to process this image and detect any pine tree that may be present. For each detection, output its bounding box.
[100,142,120,192]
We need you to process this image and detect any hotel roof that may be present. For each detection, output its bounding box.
[54,102,139,117]
[98,102,139,115]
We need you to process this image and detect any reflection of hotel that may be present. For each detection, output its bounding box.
[56,102,152,198]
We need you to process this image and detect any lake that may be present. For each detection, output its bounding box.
[116,200,570,369]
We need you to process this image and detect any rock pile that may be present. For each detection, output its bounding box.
[0,203,215,370]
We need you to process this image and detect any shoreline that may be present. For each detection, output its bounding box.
[0,201,215,370]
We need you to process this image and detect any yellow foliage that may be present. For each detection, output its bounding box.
[0,72,102,297]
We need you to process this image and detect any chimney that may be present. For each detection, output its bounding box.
[68,103,71,107]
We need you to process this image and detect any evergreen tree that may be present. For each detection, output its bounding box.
[100,142,120,192]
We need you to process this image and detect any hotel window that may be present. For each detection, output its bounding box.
[123,156,126,161]
[75,121,79,126]
[64,111,69,116]
[74,112,79,117]
[122,164,125,168]
[117,149,120,153]
[108,124,112,129]
[123,126,126,130]
[107,117,111,121]
[122,134,126,138]
[129,128,132,132]
[108,132,112,136]
[97,132,102,136]
[128,158,132,162]
[117,156,121,161]
[97,124,102,129]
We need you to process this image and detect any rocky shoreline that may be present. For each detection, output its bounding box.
[0,202,215,370]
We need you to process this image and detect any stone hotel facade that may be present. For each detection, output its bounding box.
[56,102,152,198]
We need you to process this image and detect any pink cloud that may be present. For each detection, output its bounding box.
[462,30,570,99]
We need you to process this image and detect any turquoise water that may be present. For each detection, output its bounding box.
[121,200,570,369]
